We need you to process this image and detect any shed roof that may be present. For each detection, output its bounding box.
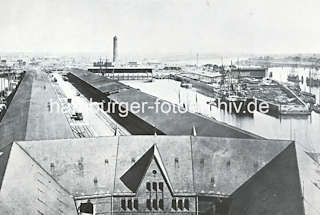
[109,89,261,139]
[69,69,130,94]
[0,70,74,149]
[16,135,291,196]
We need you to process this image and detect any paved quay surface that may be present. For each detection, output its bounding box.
[51,73,129,137]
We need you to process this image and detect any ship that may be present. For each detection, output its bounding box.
[287,74,300,83]
[287,67,300,83]
[306,67,320,87]
[208,93,254,115]
[306,77,320,87]
[312,104,320,114]
[180,81,192,89]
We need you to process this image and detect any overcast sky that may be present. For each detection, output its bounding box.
[0,0,319,57]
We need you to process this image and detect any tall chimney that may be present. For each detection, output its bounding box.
[113,36,118,63]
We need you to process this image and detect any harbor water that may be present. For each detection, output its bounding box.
[121,67,320,152]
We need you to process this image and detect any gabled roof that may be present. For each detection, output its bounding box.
[229,143,320,215]
[1,136,316,214]
[17,135,291,196]
[296,146,320,215]
[68,69,130,94]
[17,137,118,196]
[120,144,174,194]
[229,143,305,215]
[113,135,195,194]
[0,143,13,189]
[0,70,74,149]
[191,136,292,195]
[0,143,76,214]
[108,89,261,139]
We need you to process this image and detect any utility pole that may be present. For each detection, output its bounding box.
[196,53,199,69]
[99,57,103,76]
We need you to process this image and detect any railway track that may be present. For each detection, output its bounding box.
[50,77,95,138]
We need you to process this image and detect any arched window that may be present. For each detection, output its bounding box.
[146,182,151,191]
[159,199,164,210]
[184,199,190,210]
[171,199,177,210]
[79,200,94,214]
[178,199,183,210]
[153,199,158,210]
[121,199,126,211]
[152,182,157,191]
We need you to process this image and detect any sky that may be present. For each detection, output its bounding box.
[0,0,320,57]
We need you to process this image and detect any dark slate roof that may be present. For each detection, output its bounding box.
[69,69,130,94]
[0,143,76,214]
[296,146,320,215]
[120,144,174,194]
[0,70,74,149]
[17,137,119,196]
[0,71,34,148]
[2,136,319,214]
[120,145,155,193]
[17,136,292,196]
[0,143,13,189]
[229,144,320,215]
[229,144,304,215]
[108,89,262,139]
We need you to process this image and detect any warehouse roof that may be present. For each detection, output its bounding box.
[0,143,76,214]
[0,135,319,214]
[0,70,74,149]
[109,89,261,139]
[15,136,291,196]
[229,143,320,215]
[69,69,130,94]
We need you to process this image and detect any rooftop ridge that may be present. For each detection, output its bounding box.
[15,142,72,196]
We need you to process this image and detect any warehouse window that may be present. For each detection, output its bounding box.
[79,200,93,214]
[159,182,164,191]
[128,199,133,210]
[121,199,126,211]
[200,158,205,168]
[152,182,157,191]
[146,182,151,191]
[175,158,179,168]
[153,199,158,210]
[134,199,138,210]
[184,199,189,210]
[178,199,183,210]
[146,199,152,210]
[171,199,177,210]
[159,199,164,210]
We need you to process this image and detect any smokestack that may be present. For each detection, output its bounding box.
[113,36,118,63]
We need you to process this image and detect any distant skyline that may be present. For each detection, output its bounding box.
[1,0,320,58]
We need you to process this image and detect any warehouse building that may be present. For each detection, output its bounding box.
[1,136,319,215]
[0,69,319,215]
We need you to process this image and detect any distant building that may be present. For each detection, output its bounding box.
[162,66,181,71]
[0,59,7,67]
[88,67,153,81]
[93,59,113,68]
[128,61,138,67]
[230,68,267,79]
